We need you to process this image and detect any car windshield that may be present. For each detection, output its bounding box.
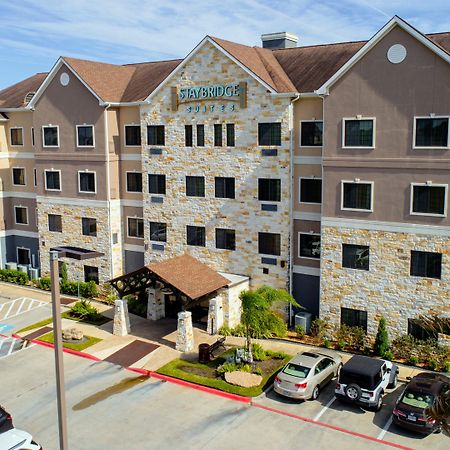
[282,363,310,378]
[400,390,434,409]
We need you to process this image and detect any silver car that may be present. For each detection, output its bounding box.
[274,350,342,400]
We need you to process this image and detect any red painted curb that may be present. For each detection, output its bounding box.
[127,367,151,376]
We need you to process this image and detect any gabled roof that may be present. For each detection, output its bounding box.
[0,73,47,109]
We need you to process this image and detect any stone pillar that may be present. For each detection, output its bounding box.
[175,311,194,352]
[147,288,165,320]
[207,296,224,335]
[113,299,131,336]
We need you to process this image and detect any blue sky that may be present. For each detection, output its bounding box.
[1,0,449,90]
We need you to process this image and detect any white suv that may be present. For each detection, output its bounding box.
[0,428,42,450]
[335,355,398,411]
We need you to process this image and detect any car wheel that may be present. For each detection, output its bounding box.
[310,385,320,401]
[372,394,383,412]
[345,384,362,401]
[388,374,398,389]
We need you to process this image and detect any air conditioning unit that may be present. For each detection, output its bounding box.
[17,265,29,274]
[28,268,40,280]
[5,262,17,270]
[294,312,312,333]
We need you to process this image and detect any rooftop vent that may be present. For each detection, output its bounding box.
[24,92,35,105]
[261,32,298,49]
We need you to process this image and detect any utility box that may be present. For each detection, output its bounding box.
[28,268,40,280]
[294,312,312,333]
[5,262,17,270]
[17,265,28,274]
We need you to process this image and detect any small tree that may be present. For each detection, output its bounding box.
[374,317,389,357]
[60,262,68,282]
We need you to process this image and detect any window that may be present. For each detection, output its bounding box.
[216,228,235,250]
[342,244,369,270]
[33,168,37,187]
[17,248,31,265]
[258,123,281,146]
[343,119,374,148]
[150,222,167,242]
[42,126,59,147]
[14,206,28,225]
[78,172,96,193]
[76,125,94,147]
[48,214,62,232]
[300,121,323,146]
[82,217,97,237]
[299,178,322,204]
[342,182,373,211]
[341,307,368,332]
[147,125,165,146]
[215,177,235,199]
[408,319,437,341]
[31,127,35,146]
[414,117,449,148]
[185,125,193,147]
[187,225,205,247]
[258,179,281,202]
[214,124,222,147]
[197,124,205,146]
[148,174,166,195]
[84,265,99,284]
[258,232,281,256]
[186,176,205,197]
[125,125,141,146]
[411,184,447,216]
[410,250,442,279]
[226,124,235,147]
[126,172,142,192]
[45,170,61,191]
[12,168,26,186]
[10,127,23,146]
[299,233,320,259]
[127,217,144,238]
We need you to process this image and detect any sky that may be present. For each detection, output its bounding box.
[1,0,450,90]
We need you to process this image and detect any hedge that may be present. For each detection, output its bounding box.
[0,269,29,285]
[34,277,98,299]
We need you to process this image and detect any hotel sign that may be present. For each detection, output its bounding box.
[179,84,240,100]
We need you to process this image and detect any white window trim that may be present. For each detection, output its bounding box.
[14,205,28,225]
[124,124,142,147]
[298,232,321,260]
[299,176,322,205]
[42,125,60,148]
[127,216,144,239]
[12,167,26,187]
[299,120,323,148]
[78,170,97,194]
[412,116,450,150]
[341,180,374,212]
[410,182,448,217]
[76,124,95,148]
[125,171,143,193]
[16,247,31,265]
[44,169,62,192]
[10,127,24,147]
[342,117,376,149]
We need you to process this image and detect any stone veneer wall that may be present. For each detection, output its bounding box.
[109,199,123,278]
[37,201,113,283]
[141,41,291,290]
[320,225,450,338]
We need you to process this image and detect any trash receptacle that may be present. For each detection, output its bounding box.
[198,343,210,363]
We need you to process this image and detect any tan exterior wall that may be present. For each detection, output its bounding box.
[3,112,34,152]
[118,107,141,155]
[119,160,144,201]
[122,205,144,246]
[293,97,323,156]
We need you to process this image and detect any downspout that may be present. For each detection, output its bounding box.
[103,103,113,279]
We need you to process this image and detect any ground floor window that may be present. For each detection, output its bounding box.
[341,307,367,332]
[410,250,442,279]
[408,319,437,341]
[17,247,31,265]
[84,265,99,284]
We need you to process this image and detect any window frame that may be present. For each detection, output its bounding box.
[84,265,99,284]
[42,125,60,148]
[226,123,235,147]
[78,170,97,194]
[186,176,205,197]
[16,247,31,266]
[341,307,368,332]
[298,232,321,260]
[127,217,144,239]
[299,177,322,204]
[214,124,223,147]
[125,171,143,193]
[413,116,450,150]
[342,243,370,271]
[214,177,235,199]
[124,124,141,147]
[149,221,167,243]
[341,180,374,212]
[148,174,166,195]
[14,205,28,225]
[342,117,376,149]
[410,183,448,217]
[81,217,97,237]
[185,124,193,147]
[186,225,206,247]
[196,124,205,147]
[258,232,281,256]
[48,214,62,233]
[76,124,95,148]
[410,250,442,280]
[31,127,35,147]
[258,178,281,202]
[147,125,165,146]
[215,228,236,251]
[10,127,24,147]
[299,120,323,147]
[258,122,282,146]
[12,167,26,186]
[44,169,62,192]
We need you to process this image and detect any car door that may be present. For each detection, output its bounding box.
[314,359,328,385]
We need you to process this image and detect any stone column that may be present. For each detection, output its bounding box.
[207,296,224,335]
[113,299,131,336]
[147,288,165,320]
[175,311,194,352]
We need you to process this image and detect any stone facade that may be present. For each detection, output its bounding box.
[140,41,291,291]
[176,310,194,352]
[320,225,450,338]
[113,299,131,336]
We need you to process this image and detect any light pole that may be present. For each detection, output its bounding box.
[50,250,68,450]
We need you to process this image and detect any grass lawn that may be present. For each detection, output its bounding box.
[37,332,101,351]
[157,349,289,397]
[16,317,53,333]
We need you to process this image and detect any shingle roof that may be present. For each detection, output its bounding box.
[0,73,47,108]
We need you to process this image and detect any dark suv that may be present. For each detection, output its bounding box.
[392,372,450,434]
[0,406,13,433]
[335,355,398,411]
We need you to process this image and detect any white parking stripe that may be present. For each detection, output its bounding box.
[6,339,15,355]
[15,297,27,315]
[26,298,36,311]
[0,336,35,359]
[313,395,336,422]
[377,416,393,440]
[3,301,16,319]
[0,297,47,320]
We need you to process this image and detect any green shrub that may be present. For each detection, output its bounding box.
[392,334,417,360]
[363,346,372,356]
[265,350,288,359]
[295,325,306,339]
[337,341,346,351]
[34,276,97,298]
[69,299,101,321]
[444,361,450,373]
[218,325,233,337]
[0,269,29,285]
[252,343,267,361]
[428,359,438,371]
[384,350,394,361]
[374,317,390,357]
[231,324,247,337]
[310,318,329,339]
[409,355,419,366]
[35,276,51,290]
[335,325,367,351]
[60,262,68,282]
[322,337,331,348]
[217,362,238,374]
[254,367,263,376]
[79,280,98,298]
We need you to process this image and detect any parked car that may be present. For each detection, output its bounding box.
[335,355,398,411]
[0,406,13,433]
[392,372,450,434]
[0,428,42,450]
[274,350,342,400]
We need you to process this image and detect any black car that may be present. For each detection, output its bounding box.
[0,406,13,433]
[392,372,450,434]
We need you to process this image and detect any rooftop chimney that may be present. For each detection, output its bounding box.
[261,32,298,49]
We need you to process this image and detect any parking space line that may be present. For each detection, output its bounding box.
[0,297,46,320]
[0,336,35,359]
[15,298,27,315]
[378,416,393,440]
[3,301,16,319]
[313,395,336,422]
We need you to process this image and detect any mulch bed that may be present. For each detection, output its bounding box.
[105,340,159,367]
[22,326,53,340]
